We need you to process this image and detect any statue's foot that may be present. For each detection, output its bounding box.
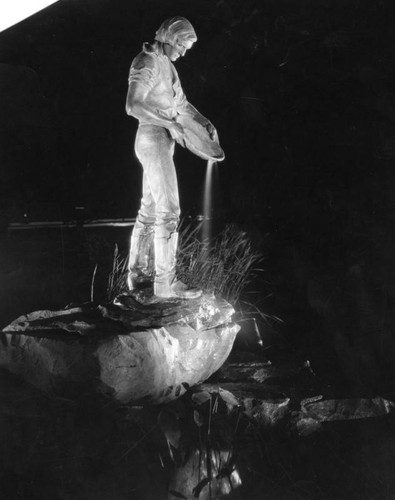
[154,279,202,300]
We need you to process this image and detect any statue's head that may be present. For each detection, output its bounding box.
[155,17,197,60]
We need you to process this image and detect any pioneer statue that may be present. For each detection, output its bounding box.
[126,16,222,299]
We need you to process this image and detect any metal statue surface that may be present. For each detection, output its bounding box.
[126,16,221,299]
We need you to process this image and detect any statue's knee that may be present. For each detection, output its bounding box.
[156,214,179,237]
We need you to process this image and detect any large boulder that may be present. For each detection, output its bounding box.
[0,294,239,403]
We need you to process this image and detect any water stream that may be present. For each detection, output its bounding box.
[202,160,217,244]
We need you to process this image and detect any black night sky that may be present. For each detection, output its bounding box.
[2,1,395,497]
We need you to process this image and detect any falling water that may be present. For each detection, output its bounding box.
[202,160,217,244]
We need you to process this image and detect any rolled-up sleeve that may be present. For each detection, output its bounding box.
[128,54,158,90]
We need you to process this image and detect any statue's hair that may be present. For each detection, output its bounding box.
[154,16,197,46]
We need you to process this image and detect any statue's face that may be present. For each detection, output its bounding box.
[164,38,194,61]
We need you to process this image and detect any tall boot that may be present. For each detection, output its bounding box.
[154,232,202,299]
[127,223,154,290]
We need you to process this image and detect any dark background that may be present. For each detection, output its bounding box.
[1,0,395,395]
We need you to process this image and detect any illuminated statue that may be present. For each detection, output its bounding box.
[126,16,219,299]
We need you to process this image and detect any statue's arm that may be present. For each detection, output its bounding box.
[125,55,184,140]
[125,83,184,140]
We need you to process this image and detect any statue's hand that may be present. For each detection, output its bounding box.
[169,121,185,142]
[205,121,218,141]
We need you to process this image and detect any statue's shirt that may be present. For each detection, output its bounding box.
[128,43,187,124]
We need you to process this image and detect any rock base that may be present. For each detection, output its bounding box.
[0,294,239,403]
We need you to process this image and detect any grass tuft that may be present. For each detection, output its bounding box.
[106,244,129,302]
[176,223,263,305]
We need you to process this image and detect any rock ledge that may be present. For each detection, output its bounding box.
[0,294,239,403]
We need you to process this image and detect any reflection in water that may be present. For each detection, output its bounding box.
[0,372,242,499]
[163,389,243,499]
[1,368,394,499]
[169,446,242,499]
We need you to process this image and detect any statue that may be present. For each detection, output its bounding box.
[125,16,222,299]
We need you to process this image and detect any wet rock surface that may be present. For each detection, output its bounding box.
[202,351,395,435]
